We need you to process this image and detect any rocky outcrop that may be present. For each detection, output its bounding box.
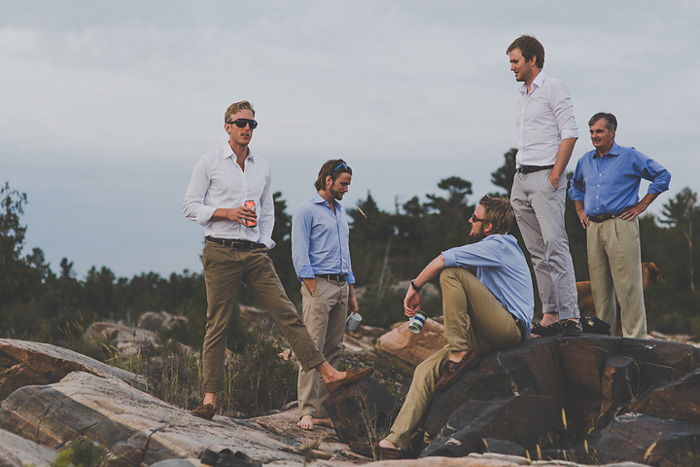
[375,318,445,374]
[418,334,700,465]
[325,376,397,443]
[0,429,58,467]
[0,371,343,465]
[85,320,194,358]
[0,338,146,400]
[138,311,189,332]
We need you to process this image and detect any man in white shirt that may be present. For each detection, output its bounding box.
[183,101,371,419]
[506,35,581,336]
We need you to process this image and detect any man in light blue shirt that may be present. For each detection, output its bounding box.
[350,195,533,458]
[569,112,670,338]
[292,159,358,431]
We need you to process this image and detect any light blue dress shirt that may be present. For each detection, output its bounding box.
[441,234,534,337]
[568,142,671,216]
[292,193,355,284]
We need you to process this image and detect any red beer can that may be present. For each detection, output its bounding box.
[244,200,257,228]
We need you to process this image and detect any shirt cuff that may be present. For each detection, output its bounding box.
[441,250,457,268]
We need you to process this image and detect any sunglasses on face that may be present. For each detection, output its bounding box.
[471,214,484,223]
[227,118,258,129]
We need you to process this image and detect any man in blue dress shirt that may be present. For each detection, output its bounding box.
[292,159,358,430]
[350,195,534,459]
[569,112,671,338]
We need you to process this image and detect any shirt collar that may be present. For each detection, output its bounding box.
[519,71,546,95]
[593,141,620,158]
[313,192,340,209]
[222,144,255,162]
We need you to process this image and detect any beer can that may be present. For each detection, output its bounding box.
[244,200,257,228]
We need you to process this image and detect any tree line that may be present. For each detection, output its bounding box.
[2,150,699,350]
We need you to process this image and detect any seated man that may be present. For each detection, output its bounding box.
[350,195,534,459]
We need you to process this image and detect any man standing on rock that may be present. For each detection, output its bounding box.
[183,101,371,420]
[350,195,534,459]
[291,159,358,431]
[507,35,582,336]
[569,112,670,338]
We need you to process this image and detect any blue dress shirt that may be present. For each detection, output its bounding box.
[568,142,671,216]
[441,234,534,337]
[292,193,355,284]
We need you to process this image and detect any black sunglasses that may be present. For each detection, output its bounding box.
[227,118,258,129]
[471,213,484,223]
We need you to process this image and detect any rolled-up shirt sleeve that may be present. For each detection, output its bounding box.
[183,156,217,226]
[550,81,578,141]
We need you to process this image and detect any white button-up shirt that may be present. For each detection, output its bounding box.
[516,72,578,168]
[183,145,276,248]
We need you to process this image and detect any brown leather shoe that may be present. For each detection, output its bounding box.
[435,349,480,390]
[191,403,216,420]
[326,367,373,394]
[349,440,404,459]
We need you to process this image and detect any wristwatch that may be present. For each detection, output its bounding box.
[410,279,422,292]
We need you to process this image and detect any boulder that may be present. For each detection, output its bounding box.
[138,311,188,332]
[324,376,397,443]
[418,334,700,464]
[84,321,194,358]
[0,338,146,400]
[375,318,445,374]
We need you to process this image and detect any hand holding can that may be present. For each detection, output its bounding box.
[244,200,257,228]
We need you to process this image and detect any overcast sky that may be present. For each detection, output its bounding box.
[2,1,698,279]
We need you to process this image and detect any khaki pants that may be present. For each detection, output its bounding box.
[511,170,579,319]
[386,267,522,450]
[297,277,348,418]
[587,217,647,338]
[201,241,325,393]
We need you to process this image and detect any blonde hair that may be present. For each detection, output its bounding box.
[224,101,255,123]
[479,195,515,234]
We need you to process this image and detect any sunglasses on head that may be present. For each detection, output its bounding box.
[227,118,258,129]
[333,162,349,172]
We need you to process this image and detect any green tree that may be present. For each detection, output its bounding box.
[661,187,699,291]
[0,182,38,306]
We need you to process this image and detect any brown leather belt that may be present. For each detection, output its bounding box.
[588,214,616,223]
[205,237,266,250]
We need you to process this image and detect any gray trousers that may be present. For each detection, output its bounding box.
[510,170,579,319]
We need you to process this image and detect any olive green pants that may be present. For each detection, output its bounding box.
[201,241,325,393]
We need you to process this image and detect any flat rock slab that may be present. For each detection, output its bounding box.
[0,338,146,400]
[0,371,344,466]
[0,428,58,466]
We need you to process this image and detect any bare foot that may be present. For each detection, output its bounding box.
[378,439,401,450]
[539,313,559,327]
[313,417,334,429]
[316,361,347,384]
[297,415,314,431]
